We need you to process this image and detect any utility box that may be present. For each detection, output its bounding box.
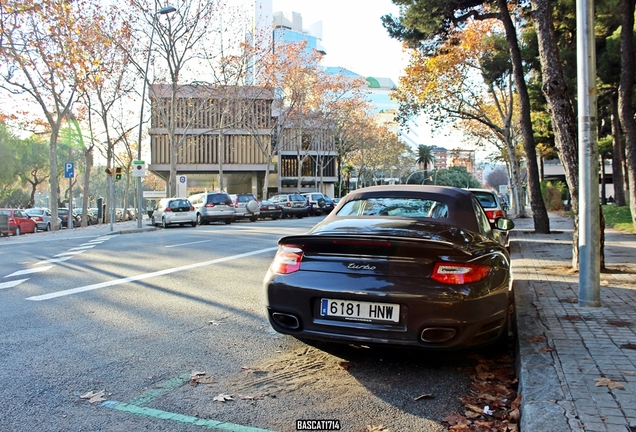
[0,213,9,235]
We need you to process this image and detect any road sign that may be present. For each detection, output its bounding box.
[64,162,74,178]
[176,175,187,198]
[133,160,146,177]
[143,191,167,198]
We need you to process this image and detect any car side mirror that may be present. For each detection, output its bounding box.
[496,218,515,230]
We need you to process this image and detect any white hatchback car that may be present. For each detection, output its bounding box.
[151,198,197,228]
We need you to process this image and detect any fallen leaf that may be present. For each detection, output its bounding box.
[80,390,106,404]
[527,335,546,343]
[607,320,632,327]
[213,393,234,402]
[190,372,214,385]
[538,347,555,353]
[366,426,391,432]
[339,360,350,370]
[509,407,520,421]
[443,412,469,426]
[594,378,625,390]
[621,371,635,376]
[413,393,434,401]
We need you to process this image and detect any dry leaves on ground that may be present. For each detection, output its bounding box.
[594,377,625,390]
[79,390,107,404]
[190,371,215,385]
[213,393,234,402]
[445,353,520,432]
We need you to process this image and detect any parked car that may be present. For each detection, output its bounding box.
[188,191,235,225]
[25,208,60,231]
[268,194,310,219]
[229,193,260,222]
[258,200,283,220]
[322,195,336,214]
[151,198,197,228]
[58,208,81,228]
[74,208,98,225]
[466,188,510,248]
[302,192,328,216]
[0,208,38,236]
[264,185,515,350]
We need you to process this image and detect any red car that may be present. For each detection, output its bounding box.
[0,208,38,236]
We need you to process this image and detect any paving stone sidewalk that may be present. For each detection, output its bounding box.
[511,212,636,432]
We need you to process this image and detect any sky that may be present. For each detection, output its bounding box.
[271,0,408,83]
[270,0,478,157]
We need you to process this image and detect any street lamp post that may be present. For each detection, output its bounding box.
[136,5,177,229]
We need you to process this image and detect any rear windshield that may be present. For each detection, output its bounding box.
[169,199,192,209]
[336,197,449,219]
[471,192,498,209]
[207,194,231,205]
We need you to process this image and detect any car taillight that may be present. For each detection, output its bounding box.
[485,210,505,222]
[190,206,195,211]
[165,207,172,212]
[271,246,304,274]
[205,203,215,208]
[33,216,43,222]
[431,262,491,284]
[286,202,291,207]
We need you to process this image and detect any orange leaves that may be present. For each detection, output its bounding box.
[445,353,520,432]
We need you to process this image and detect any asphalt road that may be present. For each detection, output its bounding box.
[0,217,494,432]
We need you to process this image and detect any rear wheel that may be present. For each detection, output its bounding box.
[161,218,167,228]
[197,214,202,225]
[191,221,197,227]
[14,227,21,236]
[224,219,232,225]
[250,216,258,222]
[45,223,51,231]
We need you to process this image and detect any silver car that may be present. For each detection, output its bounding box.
[151,198,197,228]
[188,191,235,225]
[25,208,61,231]
[229,193,260,222]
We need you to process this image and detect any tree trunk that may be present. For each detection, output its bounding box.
[618,0,636,229]
[610,91,627,206]
[530,0,580,267]
[498,0,550,232]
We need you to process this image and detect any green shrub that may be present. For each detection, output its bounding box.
[541,181,567,211]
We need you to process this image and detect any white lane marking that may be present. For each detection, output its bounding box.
[35,256,73,265]
[81,242,101,246]
[5,266,53,278]
[54,250,87,257]
[69,245,96,251]
[0,279,29,289]
[165,240,213,248]
[26,247,278,301]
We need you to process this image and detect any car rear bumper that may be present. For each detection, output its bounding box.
[265,272,511,349]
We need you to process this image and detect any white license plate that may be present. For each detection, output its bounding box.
[320,299,400,323]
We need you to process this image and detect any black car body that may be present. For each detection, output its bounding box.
[258,200,283,220]
[264,185,515,350]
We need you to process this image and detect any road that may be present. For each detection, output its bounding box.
[0,217,492,432]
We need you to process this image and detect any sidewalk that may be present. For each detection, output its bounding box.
[511,212,636,432]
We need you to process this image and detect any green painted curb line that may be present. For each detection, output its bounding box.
[102,400,277,432]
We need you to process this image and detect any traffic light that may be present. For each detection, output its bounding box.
[115,166,122,181]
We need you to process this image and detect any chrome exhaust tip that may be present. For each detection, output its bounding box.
[421,327,456,343]
[272,312,300,330]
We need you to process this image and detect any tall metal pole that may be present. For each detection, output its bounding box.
[136,6,176,229]
[577,0,601,306]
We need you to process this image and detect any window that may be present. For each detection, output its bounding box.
[471,197,492,235]
[336,198,449,218]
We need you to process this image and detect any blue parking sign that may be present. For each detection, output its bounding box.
[64,162,74,178]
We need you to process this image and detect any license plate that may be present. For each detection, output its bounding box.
[320,299,400,323]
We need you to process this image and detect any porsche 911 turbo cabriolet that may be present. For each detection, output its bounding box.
[263,185,516,350]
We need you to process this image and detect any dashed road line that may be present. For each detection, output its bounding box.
[0,279,29,289]
[4,266,53,278]
[34,256,73,265]
[54,250,87,257]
